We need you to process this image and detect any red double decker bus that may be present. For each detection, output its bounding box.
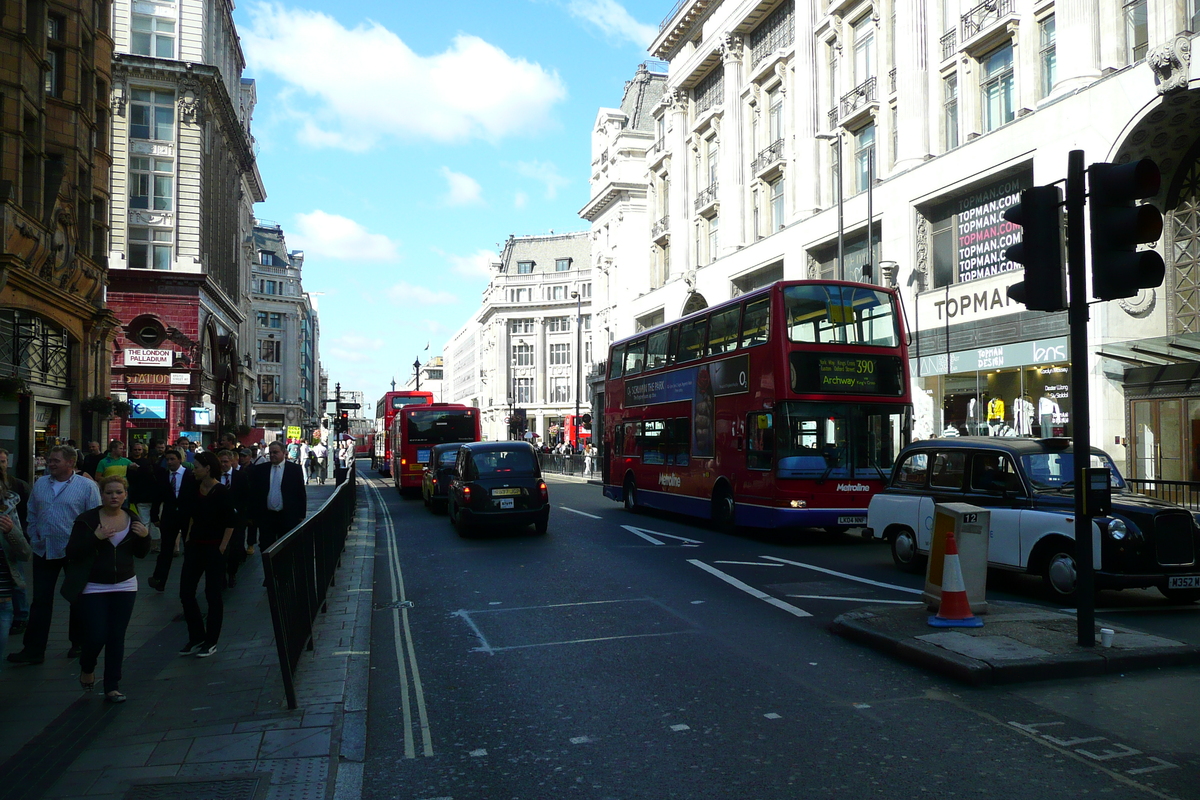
[603,280,911,533]
[391,403,482,493]
[373,390,433,475]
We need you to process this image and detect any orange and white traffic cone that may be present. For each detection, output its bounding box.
[928,529,983,628]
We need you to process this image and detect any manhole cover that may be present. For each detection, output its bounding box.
[124,776,268,800]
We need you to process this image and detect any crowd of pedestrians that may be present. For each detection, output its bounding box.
[0,432,322,703]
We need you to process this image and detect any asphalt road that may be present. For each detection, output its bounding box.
[360,474,1200,800]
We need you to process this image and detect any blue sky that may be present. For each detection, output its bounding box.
[233,0,671,405]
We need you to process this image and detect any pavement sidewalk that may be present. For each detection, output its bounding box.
[0,477,374,800]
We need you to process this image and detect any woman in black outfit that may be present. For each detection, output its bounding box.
[66,475,151,703]
[178,450,235,658]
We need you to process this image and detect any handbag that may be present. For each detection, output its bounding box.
[60,553,95,603]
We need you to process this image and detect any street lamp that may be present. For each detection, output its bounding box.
[571,290,582,452]
[815,131,844,280]
[413,358,421,392]
[506,395,514,440]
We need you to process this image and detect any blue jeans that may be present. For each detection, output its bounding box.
[11,561,27,621]
[0,598,13,664]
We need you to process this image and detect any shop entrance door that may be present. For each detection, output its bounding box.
[1129,398,1198,481]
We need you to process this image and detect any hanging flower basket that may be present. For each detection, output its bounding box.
[112,400,132,418]
[0,377,29,399]
[81,396,115,416]
[236,424,252,437]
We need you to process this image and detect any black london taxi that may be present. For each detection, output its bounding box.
[447,441,550,536]
[422,442,462,513]
[865,437,1200,601]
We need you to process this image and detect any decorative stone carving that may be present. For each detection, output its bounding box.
[913,212,930,290]
[720,33,743,64]
[1118,288,1157,318]
[1149,36,1192,94]
[806,253,821,279]
[111,84,126,117]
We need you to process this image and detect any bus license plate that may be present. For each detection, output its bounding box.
[417,449,431,464]
[492,488,521,496]
[1168,575,1200,589]
[498,498,514,509]
[837,515,868,526]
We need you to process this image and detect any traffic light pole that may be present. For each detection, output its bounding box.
[1066,149,1096,646]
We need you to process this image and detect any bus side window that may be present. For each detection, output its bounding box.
[641,419,665,465]
[747,412,773,470]
[609,345,625,379]
[740,297,770,347]
[666,327,678,367]
[646,330,671,370]
[624,339,647,375]
[667,418,690,466]
[675,317,707,362]
[707,306,741,357]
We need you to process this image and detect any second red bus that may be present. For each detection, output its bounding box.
[391,403,482,492]
[373,390,433,475]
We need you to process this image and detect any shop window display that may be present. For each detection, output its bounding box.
[926,363,1069,439]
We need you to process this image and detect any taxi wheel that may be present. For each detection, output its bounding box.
[1161,587,1200,604]
[889,528,924,573]
[1041,546,1078,600]
[534,515,549,535]
[451,500,472,537]
[422,488,431,508]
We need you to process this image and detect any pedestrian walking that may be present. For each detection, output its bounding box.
[299,440,311,484]
[247,441,306,552]
[584,442,595,476]
[311,441,328,485]
[147,448,195,591]
[0,477,31,662]
[6,446,100,665]
[237,448,259,555]
[126,442,159,552]
[286,438,300,465]
[66,476,150,702]
[80,441,104,479]
[0,448,32,637]
[215,449,246,587]
[177,451,235,659]
[96,440,132,479]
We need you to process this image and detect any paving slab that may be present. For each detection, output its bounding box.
[831,600,1200,686]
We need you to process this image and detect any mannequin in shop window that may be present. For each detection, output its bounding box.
[1014,394,1034,437]
[987,393,1005,436]
[966,395,981,435]
[1038,394,1060,436]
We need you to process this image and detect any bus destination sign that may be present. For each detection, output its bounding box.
[790,352,903,396]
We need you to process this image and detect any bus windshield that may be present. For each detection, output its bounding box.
[783,285,898,347]
[774,401,906,480]
[392,395,430,409]
[406,410,478,444]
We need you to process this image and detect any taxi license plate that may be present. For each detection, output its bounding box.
[492,488,522,496]
[1168,575,1200,589]
[498,498,514,509]
[837,515,868,526]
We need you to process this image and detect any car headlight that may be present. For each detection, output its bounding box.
[1107,518,1128,540]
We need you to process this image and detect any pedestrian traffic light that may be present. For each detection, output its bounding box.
[1089,158,1165,301]
[1004,185,1067,312]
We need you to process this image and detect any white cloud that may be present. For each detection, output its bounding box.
[324,333,385,364]
[242,4,568,149]
[567,0,657,48]
[515,160,569,200]
[513,190,529,210]
[440,248,497,278]
[440,167,484,207]
[290,210,400,262]
[384,282,459,305]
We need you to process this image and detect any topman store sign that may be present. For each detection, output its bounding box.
[914,271,1025,332]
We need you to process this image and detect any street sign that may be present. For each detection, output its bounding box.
[338,403,361,410]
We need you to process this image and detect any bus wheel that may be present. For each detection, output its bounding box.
[623,478,638,512]
[712,486,736,533]
[889,528,924,573]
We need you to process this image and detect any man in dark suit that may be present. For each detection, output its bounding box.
[148,448,196,591]
[248,441,306,551]
[218,448,249,587]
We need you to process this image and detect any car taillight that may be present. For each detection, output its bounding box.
[432,478,438,489]
[538,481,548,503]
[462,485,472,504]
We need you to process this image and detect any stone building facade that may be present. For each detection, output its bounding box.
[104,0,264,448]
[0,0,117,482]
[595,0,1200,478]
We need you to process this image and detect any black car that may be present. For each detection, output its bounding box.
[447,441,549,536]
[422,443,462,513]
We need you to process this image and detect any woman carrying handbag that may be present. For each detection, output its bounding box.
[64,475,150,702]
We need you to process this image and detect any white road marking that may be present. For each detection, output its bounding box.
[786,595,924,605]
[560,506,602,519]
[331,650,371,656]
[670,724,690,731]
[714,560,785,567]
[473,629,691,653]
[687,560,812,618]
[621,524,703,546]
[470,748,487,757]
[762,556,923,595]
[570,736,594,744]
[451,610,495,655]
[764,713,782,719]
[367,480,435,758]
[623,526,663,545]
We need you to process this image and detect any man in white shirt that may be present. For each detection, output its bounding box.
[248,441,306,551]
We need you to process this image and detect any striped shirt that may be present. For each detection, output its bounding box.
[27,473,101,560]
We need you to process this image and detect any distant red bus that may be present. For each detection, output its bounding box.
[373,390,433,475]
[603,280,911,533]
[355,432,375,460]
[562,414,592,448]
[391,403,481,492]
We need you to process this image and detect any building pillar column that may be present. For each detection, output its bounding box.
[894,0,930,169]
[1050,0,1101,97]
[794,0,821,215]
[667,91,691,279]
[536,316,548,404]
[719,33,745,254]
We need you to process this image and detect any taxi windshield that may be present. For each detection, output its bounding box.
[1020,451,1127,491]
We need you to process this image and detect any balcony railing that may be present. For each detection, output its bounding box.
[961,0,1014,40]
[827,106,839,129]
[694,181,718,211]
[650,136,666,157]
[751,139,785,173]
[651,215,670,239]
[888,67,897,94]
[940,29,957,60]
[839,76,877,120]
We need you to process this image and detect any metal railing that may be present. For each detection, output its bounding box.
[538,452,597,479]
[839,76,877,119]
[650,136,666,156]
[694,181,718,211]
[262,464,358,710]
[888,67,897,94]
[961,0,1014,40]
[1127,479,1200,510]
[751,139,785,173]
[941,29,957,61]
[651,215,670,239]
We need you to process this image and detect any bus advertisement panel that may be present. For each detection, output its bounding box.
[373,390,433,474]
[603,280,911,533]
[391,403,482,491]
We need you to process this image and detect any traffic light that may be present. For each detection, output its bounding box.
[1004,185,1066,312]
[337,409,349,433]
[1089,158,1165,301]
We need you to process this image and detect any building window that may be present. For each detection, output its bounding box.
[259,339,281,363]
[555,258,571,271]
[256,311,268,327]
[129,156,172,211]
[259,251,273,265]
[517,260,534,274]
[547,316,570,332]
[852,15,875,83]
[130,88,174,140]
[770,177,785,232]
[258,374,278,403]
[1039,16,1056,98]
[1125,0,1148,62]
[512,342,533,366]
[513,377,533,404]
[128,226,171,270]
[45,14,65,98]
[131,14,175,58]
[510,318,534,334]
[258,279,280,295]
[582,314,591,330]
[706,138,719,186]
[579,282,592,298]
[943,72,959,151]
[549,377,570,404]
[550,343,571,365]
[550,285,567,300]
[980,44,1015,132]
[853,124,875,194]
[269,312,282,328]
[768,88,784,144]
